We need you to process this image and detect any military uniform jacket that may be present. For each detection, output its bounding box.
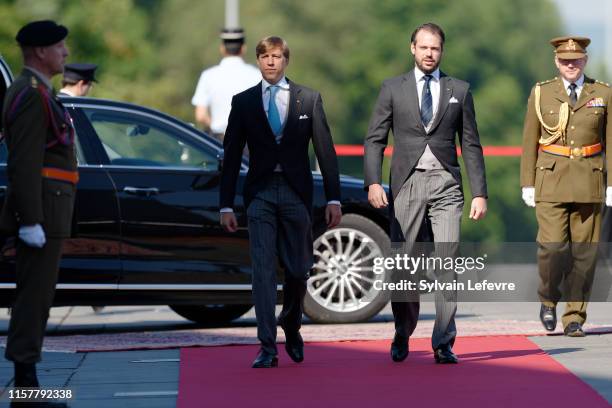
[520,76,612,203]
[0,69,77,237]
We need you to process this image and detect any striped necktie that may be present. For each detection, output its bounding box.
[420,74,433,127]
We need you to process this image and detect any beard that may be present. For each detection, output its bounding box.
[415,58,439,74]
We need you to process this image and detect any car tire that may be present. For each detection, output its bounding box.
[304,213,390,323]
[169,304,252,325]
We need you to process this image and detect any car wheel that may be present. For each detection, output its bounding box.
[169,304,252,325]
[304,213,390,323]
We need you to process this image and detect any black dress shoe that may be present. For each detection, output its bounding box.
[539,304,557,332]
[284,332,304,363]
[252,349,278,368]
[390,334,409,362]
[14,362,39,387]
[564,322,586,337]
[434,344,458,364]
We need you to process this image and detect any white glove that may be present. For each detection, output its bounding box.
[606,187,612,207]
[18,224,46,248]
[521,187,535,207]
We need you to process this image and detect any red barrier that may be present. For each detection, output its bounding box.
[335,145,522,157]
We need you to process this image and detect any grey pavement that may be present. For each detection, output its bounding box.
[0,302,610,407]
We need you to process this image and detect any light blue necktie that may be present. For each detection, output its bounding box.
[267,85,282,142]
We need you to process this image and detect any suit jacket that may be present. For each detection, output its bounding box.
[220,79,340,212]
[0,69,77,237]
[364,69,487,200]
[520,76,611,203]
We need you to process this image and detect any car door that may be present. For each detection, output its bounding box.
[76,103,252,288]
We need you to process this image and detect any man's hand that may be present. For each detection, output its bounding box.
[325,204,342,229]
[606,187,612,207]
[220,212,238,233]
[368,184,388,209]
[18,224,46,248]
[469,197,487,220]
[522,187,536,207]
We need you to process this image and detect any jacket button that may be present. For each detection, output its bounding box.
[539,166,544,170]
[570,126,575,130]
[570,140,575,145]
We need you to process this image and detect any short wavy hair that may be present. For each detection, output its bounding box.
[255,36,290,60]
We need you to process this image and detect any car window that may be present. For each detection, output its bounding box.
[84,108,218,170]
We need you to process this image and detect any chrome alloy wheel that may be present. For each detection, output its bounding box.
[309,227,384,313]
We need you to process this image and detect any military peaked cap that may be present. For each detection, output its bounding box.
[63,63,98,83]
[550,36,590,59]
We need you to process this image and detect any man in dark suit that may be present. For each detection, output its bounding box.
[364,23,488,364]
[1,20,76,404]
[220,36,341,368]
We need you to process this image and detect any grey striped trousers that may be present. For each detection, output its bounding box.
[390,168,463,349]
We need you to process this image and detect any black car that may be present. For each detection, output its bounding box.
[0,56,390,324]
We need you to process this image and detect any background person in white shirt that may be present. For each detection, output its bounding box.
[191,28,261,141]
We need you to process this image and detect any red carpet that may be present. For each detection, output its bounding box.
[177,336,610,408]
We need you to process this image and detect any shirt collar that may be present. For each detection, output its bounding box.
[561,74,585,90]
[59,88,76,97]
[414,66,440,82]
[24,66,53,91]
[261,76,289,93]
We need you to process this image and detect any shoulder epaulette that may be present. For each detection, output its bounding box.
[595,79,610,87]
[537,77,557,86]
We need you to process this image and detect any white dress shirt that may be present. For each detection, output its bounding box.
[561,74,585,100]
[192,56,261,134]
[59,88,76,96]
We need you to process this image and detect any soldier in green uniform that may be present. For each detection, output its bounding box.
[1,20,77,398]
[520,36,611,337]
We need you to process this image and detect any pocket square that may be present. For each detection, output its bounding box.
[449,96,459,104]
[299,114,309,120]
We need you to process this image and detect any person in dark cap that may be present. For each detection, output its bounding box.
[59,62,98,97]
[0,20,76,404]
[521,36,612,337]
[192,27,260,140]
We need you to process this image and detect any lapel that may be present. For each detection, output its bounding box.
[428,72,452,133]
[281,78,301,143]
[553,77,571,104]
[402,70,425,133]
[573,77,596,111]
